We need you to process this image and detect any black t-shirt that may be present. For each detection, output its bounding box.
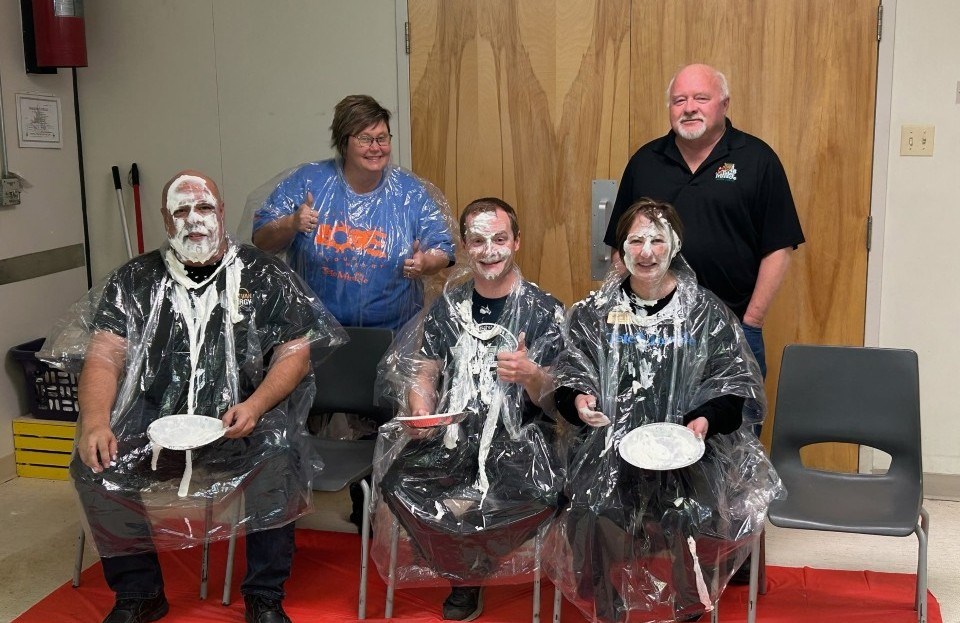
[420,280,564,422]
[604,119,805,319]
[93,245,320,420]
[472,290,508,323]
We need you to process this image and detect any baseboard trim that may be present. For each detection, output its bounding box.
[924,472,960,501]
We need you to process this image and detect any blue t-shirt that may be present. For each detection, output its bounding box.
[254,160,455,330]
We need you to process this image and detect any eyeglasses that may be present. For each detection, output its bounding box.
[353,133,393,148]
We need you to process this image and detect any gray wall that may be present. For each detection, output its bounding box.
[79,0,402,280]
[0,0,88,475]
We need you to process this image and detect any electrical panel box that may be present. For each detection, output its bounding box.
[1,176,22,206]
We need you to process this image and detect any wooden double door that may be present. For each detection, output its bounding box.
[407,0,881,471]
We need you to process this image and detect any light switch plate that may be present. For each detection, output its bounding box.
[900,125,935,156]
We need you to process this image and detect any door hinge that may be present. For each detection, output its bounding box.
[877,3,883,42]
[404,21,411,55]
[866,215,873,251]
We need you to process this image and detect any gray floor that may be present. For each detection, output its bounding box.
[0,477,956,622]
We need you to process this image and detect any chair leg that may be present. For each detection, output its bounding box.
[201,497,214,600]
[710,564,719,623]
[385,515,399,619]
[358,480,372,620]
[532,531,542,623]
[552,584,562,623]
[747,536,761,623]
[222,525,238,606]
[73,526,85,588]
[758,529,767,595]
[222,492,243,607]
[915,507,930,623]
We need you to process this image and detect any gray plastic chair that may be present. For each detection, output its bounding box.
[747,344,929,623]
[303,326,395,619]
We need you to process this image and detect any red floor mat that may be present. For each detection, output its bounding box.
[14,529,941,622]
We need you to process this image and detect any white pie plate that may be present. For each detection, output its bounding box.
[147,414,225,451]
[618,422,705,471]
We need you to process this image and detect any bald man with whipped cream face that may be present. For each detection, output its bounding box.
[58,171,344,623]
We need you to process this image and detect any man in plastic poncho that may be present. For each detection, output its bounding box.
[548,199,784,623]
[373,197,565,621]
[47,171,344,623]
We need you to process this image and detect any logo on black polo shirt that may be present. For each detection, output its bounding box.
[715,163,738,181]
[237,288,254,313]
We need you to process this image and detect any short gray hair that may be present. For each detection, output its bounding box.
[664,65,730,107]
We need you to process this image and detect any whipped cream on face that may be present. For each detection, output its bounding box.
[622,216,681,279]
[166,174,222,264]
[467,211,514,281]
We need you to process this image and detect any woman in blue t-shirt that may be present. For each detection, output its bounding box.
[252,95,455,330]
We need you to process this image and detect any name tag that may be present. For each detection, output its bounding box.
[607,310,637,325]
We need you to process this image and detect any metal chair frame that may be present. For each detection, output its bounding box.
[381,513,563,622]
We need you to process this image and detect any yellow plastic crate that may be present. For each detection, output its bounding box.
[13,418,76,480]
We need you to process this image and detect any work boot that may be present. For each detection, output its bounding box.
[244,594,292,623]
[103,593,169,623]
[442,585,484,621]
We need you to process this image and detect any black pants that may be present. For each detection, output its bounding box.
[380,433,558,583]
[72,443,301,601]
[566,461,725,623]
[98,521,296,601]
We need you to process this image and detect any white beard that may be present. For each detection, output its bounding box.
[169,217,220,264]
[675,118,706,140]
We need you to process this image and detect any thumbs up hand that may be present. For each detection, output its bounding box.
[496,331,537,385]
[403,239,424,279]
[293,191,319,233]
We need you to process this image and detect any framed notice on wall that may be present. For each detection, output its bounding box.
[16,93,62,149]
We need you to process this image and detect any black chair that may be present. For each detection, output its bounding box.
[304,326,394,619]
[213,327,394,614]
[747,344,929,623]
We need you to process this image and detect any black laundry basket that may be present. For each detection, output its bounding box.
[9,338,79,421]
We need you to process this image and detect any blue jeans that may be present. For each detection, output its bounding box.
[741,323,767,378]
[741,323,766,436]
[100,521,296,601]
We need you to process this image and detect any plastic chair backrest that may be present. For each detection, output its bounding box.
[773,344,922,485]
[312,326,394,424]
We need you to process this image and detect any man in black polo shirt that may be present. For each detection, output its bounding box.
[603,63,804,377]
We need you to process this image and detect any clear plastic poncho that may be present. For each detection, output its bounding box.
[242,159,456,331]
[40,239,347,557]
[369,263,566,587]
[545,257,784,623]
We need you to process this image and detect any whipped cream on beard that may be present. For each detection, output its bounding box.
[467,211,514,281]
[166,174,222,264]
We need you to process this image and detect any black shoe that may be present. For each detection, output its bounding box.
[244,595,292,623]
[442,586,484,621]
[103,594,169,623]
